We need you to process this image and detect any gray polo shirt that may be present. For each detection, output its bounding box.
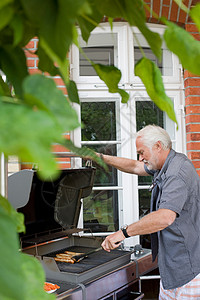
[145,149,200,289]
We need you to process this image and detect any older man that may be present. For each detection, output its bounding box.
[97,125,200,299]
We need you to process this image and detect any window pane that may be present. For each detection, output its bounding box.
[139,190,151,249]
[139,189,151,218]
[83,190,119,232]
[80,47,114,76]
[135,47,163,74]
[81,102,116,141]
[136,100,164,131]
[133,32,173,76]
[82,144,118,187]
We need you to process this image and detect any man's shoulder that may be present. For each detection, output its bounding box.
[168,151,196,178]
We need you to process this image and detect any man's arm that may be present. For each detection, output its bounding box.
[97,153,148,176]
[101,208,177,251]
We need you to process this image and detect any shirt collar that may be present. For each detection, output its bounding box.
[154,149,176,182]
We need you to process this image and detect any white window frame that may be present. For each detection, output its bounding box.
[70,23,129,89]
[128,24,181,85]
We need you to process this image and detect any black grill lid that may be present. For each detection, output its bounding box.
[8,167,96,238]
[54,167,96,229]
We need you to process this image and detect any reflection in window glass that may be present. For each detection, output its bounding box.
[82,144,117,187]
[139,190,152,248]
[135,47,163,74]
[81,100,119,233]
[81,102,116,141]
[133,31,173,76]
[83,190,119,232]
[136,101,163,131]
[139,189,151,218]
[80,47,114,76]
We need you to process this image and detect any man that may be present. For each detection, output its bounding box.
[97,125,200,299]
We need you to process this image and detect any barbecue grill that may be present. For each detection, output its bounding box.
[8,167,157,300]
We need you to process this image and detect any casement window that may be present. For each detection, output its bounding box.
[70,23,185,247]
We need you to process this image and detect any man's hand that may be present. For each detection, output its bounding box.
[101,230,125,252]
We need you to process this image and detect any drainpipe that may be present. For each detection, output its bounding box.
[0,153,8,198]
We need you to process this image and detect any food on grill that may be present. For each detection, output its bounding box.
[55,257,75,264]
[56,253,73,258]
[44,282,60,292]
[54,251,83,264]
[64,251,83,256]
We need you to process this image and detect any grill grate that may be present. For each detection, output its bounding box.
[45,246,130,274]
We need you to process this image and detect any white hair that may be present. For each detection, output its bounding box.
[136,125,172,150]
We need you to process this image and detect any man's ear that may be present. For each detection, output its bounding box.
[156,141,163,151]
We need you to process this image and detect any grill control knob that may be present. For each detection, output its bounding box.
[133,244,143,255]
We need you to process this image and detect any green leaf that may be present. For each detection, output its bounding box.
[21,253,55,300]
[23,74,80,131]
[190,3,200,32]
[0,0,13,10]
[37,43,59,76]
[66,80,80,104]
[172,0,189,14]
[108,17,113,30]
[96,0,162,59]
[0,2,14,31]
[0,45,28,97]
[0,75,11,96]
[0,196,26,300]
[135,57,178,127]
[64,139,108,170]
[10,13,24,47]
[0,195,25,233]
[39,37,70,84]
[164,21,200,76]
[93,64,129,103]
[0,99,63,179]
[77,0,103,42]
[21,0,88,60]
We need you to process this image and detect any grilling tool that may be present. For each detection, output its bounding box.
[71,241,122,263]
[72,247,103,263]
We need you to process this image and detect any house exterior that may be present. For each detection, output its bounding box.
[22,0,200,248]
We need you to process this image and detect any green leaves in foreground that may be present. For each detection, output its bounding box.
[164,21,200,76]
[0,195,54,300]
[0,195,26,300]
[63,139,108,171]
[23,74,79,130]
[135,57,178,128]
[190,3,200,32]
[93,64,129,103]
[0,74,80,179]
[21,253,55,300]
[0,195,25,233]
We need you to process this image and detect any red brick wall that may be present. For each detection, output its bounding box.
[184,20,200,176]
[145,0,200,176]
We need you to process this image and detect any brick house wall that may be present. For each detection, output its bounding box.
[184,20,200,176]
[23,1,200,174]
[145,0,200,176]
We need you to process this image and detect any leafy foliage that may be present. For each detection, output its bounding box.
[0,0,199,299]
[164,21,200,76]
[0,195,53,300]
[93,64,129,103]
[135,57,178,128]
